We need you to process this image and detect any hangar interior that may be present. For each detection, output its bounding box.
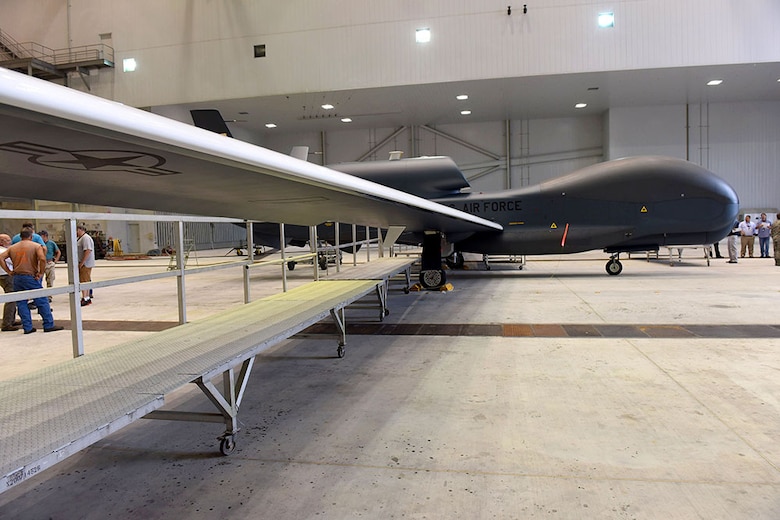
[0,1,779,518]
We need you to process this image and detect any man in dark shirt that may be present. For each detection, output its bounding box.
[0,229,63,334]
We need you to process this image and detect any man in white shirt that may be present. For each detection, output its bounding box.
[738,215,757,258]
[76,224,96,306]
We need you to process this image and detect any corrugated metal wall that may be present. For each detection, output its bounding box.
[708,101,780,210]
[155,221,247,252]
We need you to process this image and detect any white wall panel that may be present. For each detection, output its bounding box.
[5,0,778,106]
[605,106,687,160]
[708,101,780,210]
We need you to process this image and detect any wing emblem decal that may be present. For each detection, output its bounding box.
[0,141,180,176]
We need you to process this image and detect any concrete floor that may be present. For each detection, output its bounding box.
[0,248,778,519]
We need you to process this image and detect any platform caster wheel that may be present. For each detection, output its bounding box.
[337,345,345,358]
[219,435,236,455]
[606,259,623,276]
[403,286,410,294]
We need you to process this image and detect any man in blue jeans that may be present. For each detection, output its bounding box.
[0,228,63,334]
[756,212,772,258]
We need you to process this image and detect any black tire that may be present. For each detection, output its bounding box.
[219,436,236,455]
[606,259,623,275]
[419,269,446,289]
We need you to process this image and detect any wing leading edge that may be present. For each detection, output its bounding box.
[0,69,502,236]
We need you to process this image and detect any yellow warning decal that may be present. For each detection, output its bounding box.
[640,206,648,213]
[550,222,558,229]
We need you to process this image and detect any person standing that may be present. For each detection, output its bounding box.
[727,221,740,263]
[39,230,61,300]
[755,212,772,258]
[0,233,20,331]
[76,224,95,306]
[0,229,63,334]
[738,215,757,258]
[11,222,45,246]
[772,212,780,267]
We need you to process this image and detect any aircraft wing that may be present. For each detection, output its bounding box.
[0,69,502,235]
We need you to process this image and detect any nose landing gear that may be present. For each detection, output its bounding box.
[605,254,623,275]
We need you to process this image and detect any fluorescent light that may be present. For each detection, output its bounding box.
[341,118,352,123]
[460,110,471,115]
[707,79,723,86]
[265,123,277,129]
[416,28,431,43]
[321,104,335,110]
[456,94,469,101]
[122,58,137,72]
[574,103,588,109]
[597,12,614,28]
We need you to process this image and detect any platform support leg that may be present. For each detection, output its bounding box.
[197,358,254,455]
[375,282,388,320]
[330,307,347,358]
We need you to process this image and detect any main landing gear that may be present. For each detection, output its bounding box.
[419,232,448,290]
[605,254,623,275]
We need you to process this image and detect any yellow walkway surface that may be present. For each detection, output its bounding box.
[0,279,380,493]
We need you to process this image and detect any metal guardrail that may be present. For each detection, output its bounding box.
[0,210,386,358]
[0,28,114,67]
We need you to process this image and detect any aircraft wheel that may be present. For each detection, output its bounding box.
[219,435,236,455]
[606,259,623,275]
[420,269,446,289]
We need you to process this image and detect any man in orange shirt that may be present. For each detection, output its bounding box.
[0,228,63,334]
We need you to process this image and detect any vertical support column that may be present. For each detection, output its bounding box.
[66,218,84,357]
[365,226,371,263]
[335,222,341,273]
[352,224,357,266]
[505,119,512,190]
[378,227,384,258]
[175,220,187,324]
[310,226,319,281]
[243,221,253,304]
[279,223,288,292]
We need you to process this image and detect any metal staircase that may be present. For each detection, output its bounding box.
[0,28,114,88]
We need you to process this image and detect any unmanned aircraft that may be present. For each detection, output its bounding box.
[191,110,740,286]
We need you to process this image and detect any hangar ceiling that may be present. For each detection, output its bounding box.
[158,62,780,138]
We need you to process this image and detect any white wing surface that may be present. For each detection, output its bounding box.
[0,69,502,234]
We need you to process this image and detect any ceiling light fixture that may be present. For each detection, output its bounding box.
[574,103,588,109]
[707,79,723,86]
[460,110,472,115]
[341,118,352,123]
[456,94,469,100]
[321,104,335,110]
[416,28,431,43]
[122,58,137,72]
[265,123,277,129]
[597,12,614,28]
